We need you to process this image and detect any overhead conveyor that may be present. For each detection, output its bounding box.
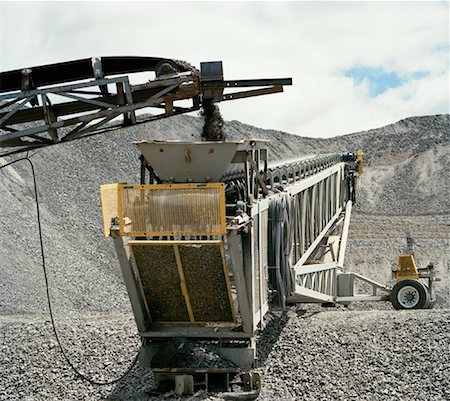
[0,57,291,157]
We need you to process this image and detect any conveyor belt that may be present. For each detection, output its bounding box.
[222,153,342,187]
[0,56,197,93]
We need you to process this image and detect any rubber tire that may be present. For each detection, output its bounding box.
[390,279,430,310]
[421,282,431,309]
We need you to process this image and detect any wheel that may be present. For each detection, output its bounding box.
[421,282,431,309]
[390,279,430,310]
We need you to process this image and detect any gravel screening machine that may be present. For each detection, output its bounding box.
[97,139,388,393]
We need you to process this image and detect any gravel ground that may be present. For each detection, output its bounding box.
[1,306,449,401]
[256,305,450,401]
[0,313,145,401]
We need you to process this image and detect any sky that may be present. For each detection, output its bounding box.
[0,1,449,138]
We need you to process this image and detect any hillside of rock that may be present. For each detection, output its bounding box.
[319,114,450,214]
[0,113,448,315]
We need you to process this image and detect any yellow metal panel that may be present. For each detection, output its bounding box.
[100,183,123,237]
[118,183,226,237]
[173,244,195,323]
[357,149,363,175]
[129,240,223,246]
[396,254,419,281]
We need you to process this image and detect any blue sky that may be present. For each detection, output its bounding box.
[343,67,429,98]
[0,1,449,138]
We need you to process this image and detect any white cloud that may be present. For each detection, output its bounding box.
[0,1,448,138]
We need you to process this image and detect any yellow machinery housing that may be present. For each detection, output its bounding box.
[396,254,419,281]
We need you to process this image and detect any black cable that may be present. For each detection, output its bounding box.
[0,156,140,385]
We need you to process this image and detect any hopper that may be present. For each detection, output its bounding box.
[134,140,243,183]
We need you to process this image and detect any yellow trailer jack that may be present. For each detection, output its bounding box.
[390,236,438,310]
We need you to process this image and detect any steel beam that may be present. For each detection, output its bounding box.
[1,58,293,157]
[227,230,254,334]
[337,200,352,270]
[111,231,150,333]
[202,78,292,88]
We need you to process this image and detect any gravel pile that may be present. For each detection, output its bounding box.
[317,114,450,215]
[1,114,448,315]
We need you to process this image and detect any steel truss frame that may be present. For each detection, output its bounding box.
[0,73,200,156]
[221,158,352,335]
[245,157,389,306]
[0,58,292,157]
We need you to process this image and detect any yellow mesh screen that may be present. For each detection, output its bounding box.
[118,183,226,236]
